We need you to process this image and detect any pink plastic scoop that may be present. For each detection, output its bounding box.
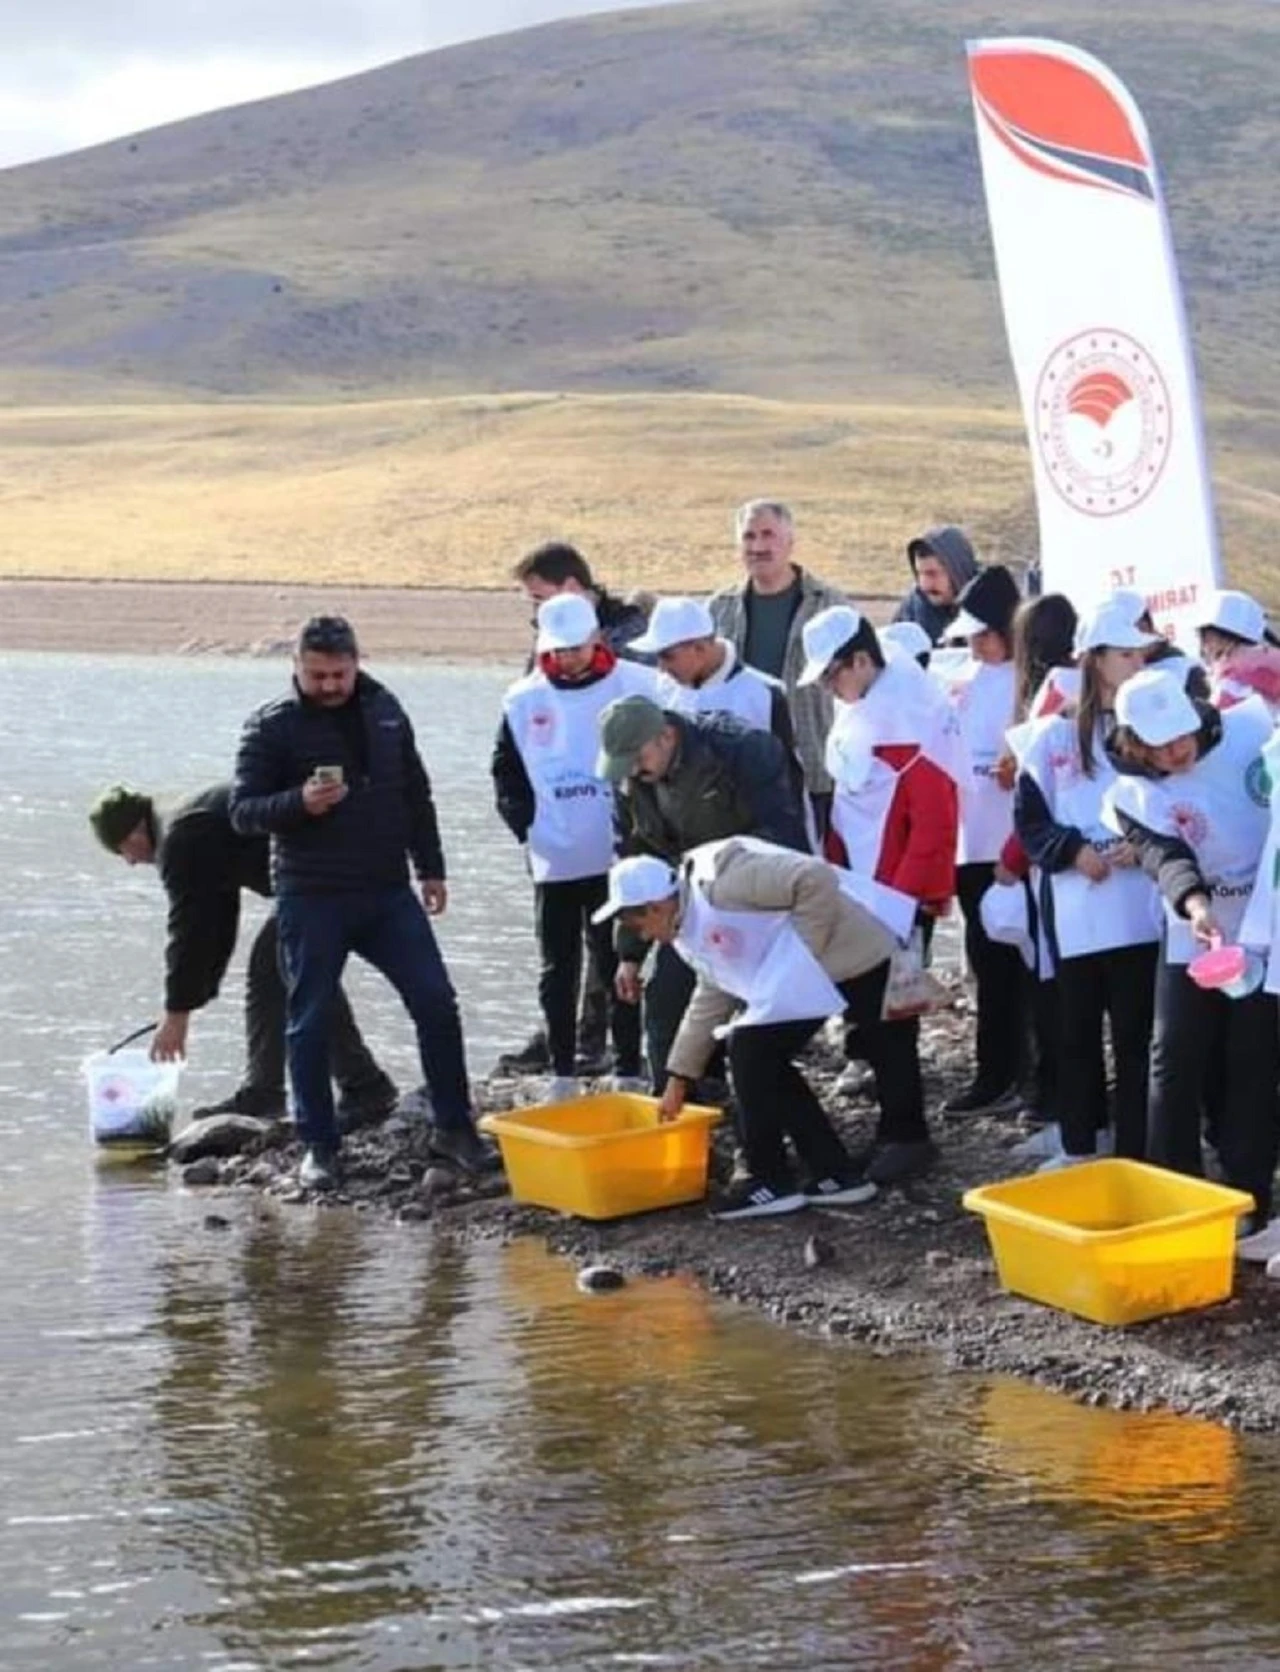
[1187,943,1247,991]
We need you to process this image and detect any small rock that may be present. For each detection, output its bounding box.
[803,1235,834,1270]
[182,1157,222,1187]
[421,1166,458,1198]
[397,1202,433,1223]
[576,1264,626,1293]
[924,1249,952,1269]
[169,1114,271,1164]
[203,1213,231,1231]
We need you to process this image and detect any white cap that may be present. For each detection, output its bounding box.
[590,855,679,924]
[797,605,864,687]
[949,607,989,640]
[1196,588,1267,645]
[1114,666,1201,747]
[1075,599,1162,654]
[630,596,716,655]
[1110,586,1149,624]
[879,621,932,662]
[536,593,599,653]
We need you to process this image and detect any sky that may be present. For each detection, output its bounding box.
[2,0,678,169]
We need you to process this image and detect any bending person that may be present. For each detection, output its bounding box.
[89,783,396,1128]
[594,838,895,1220]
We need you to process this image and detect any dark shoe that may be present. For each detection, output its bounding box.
[942,1083,1021,1119]
[575,1048,613,1077]
[709,1176,806,1221]
[299,1147,341,1191]
[191,1086,286,1121]
[335,1074,399,1134]
[802,1172,878,1207]
[429,1123,503,1177]
[866,1140,939,1187]
[496,1031,551,1074]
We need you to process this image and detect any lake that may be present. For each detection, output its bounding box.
[3,651,1280,1670]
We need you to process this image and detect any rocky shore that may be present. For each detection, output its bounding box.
[172,980,1280,1435]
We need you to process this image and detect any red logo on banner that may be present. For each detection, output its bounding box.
[1035,329,1172,517]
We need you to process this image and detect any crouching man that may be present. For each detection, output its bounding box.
[593,837,895,1220]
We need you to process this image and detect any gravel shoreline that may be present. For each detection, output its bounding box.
[180,979,1280,1435]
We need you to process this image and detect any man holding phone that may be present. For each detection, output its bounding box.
[230,615,495,1188]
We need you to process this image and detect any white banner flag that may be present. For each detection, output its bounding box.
[967,37,1221,641]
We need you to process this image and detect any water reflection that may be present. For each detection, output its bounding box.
[6,654,1280,1670]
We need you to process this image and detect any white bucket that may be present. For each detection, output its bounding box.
[83,1048,181,1149]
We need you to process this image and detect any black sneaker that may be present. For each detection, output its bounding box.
[942,1084,1021,1119]
[866,1140,939,1186]
[496,1031,551,1074]
[298,1147,341,1191]
[710,1176,807,1221]
[335,1074,399,1134]
[802,1173,878,1206]
[191,1087,286,1121]
[429,1123,503,1177]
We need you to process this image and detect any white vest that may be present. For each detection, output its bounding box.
[938,657,1015,864]
[503,660,657,883]
[828,656,963,887]
[657,643,780,734]
[1019,714,1159,960]
[1104,699,1272,964]
[675,841,848,1029]
[1237,727,1280,993]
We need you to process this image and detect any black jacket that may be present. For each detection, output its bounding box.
[229,672,445,895]
[157,783,270,1014]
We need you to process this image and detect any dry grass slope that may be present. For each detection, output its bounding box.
[1,392,1276,599]
[0,0,1275,595]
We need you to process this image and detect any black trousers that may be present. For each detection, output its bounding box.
[1148,954,1280,1221]
[1055,942,1157,1159]
[535,878,641,1077]
[726,1016,853,1187]
[955,863,1026,1095]
[842,963,929,1145]
[244,911,386,1101]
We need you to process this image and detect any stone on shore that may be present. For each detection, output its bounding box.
[169,1113,273,1163]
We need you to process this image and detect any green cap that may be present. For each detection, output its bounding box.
[596,695,667,782]
[88,785,153,852]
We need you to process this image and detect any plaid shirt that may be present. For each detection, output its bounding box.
[708,566,851,795]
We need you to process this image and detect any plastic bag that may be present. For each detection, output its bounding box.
[881,927,948,1021]
[84,1048,181,1148]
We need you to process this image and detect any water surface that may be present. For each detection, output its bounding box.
[3,653,1280,1670]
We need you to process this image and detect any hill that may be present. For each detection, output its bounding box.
[0,0,1276,597]
[1,0,1276,406]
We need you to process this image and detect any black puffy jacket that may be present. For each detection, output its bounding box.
[229,672,445,895]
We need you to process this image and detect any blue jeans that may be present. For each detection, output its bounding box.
[277,886,473,1153]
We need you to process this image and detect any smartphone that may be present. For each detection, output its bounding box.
[312,765,344,786]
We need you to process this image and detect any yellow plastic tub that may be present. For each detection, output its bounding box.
[479,1094,722,1220]
[963,1159,1254,1326]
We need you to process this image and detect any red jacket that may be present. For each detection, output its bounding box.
[826,744,958,914]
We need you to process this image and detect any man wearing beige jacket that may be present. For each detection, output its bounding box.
[593,836,932,1219]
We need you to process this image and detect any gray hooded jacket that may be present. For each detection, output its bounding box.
[893,526,979,644]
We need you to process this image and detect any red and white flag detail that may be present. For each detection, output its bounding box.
[967,38,1221,641]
